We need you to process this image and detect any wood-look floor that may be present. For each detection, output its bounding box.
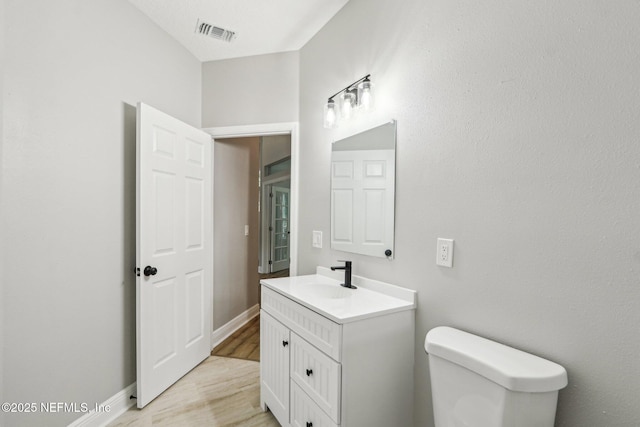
[212,315,261,361]
[111,273,288,426]
[260,269,289,280]
[108,356,279,427]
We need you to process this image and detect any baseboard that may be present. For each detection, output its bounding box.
[67,382,136,427]
[211,304,260,349]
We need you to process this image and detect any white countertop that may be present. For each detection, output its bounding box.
[260,267,416,324]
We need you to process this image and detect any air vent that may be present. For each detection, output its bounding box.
[195,19,236,42]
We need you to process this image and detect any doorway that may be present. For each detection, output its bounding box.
[205,123,299,334]
[205,122,299,277]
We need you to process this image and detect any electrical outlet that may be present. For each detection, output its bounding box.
[436,238,454,268]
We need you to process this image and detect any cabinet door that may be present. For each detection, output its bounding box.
[260,310,290,425]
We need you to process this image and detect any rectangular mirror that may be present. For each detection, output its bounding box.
[330,121,396,258]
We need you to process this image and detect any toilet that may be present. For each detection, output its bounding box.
[425,326,568,427]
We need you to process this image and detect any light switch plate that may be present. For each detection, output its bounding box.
[436,238,454,268]
[312,231,323,248]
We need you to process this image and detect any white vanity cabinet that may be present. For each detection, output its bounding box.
[260,270,416,427]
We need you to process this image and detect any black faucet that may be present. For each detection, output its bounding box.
[330,260,356,289]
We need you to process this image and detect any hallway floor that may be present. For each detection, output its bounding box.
[108,356,278,426]
[211,315,260,361]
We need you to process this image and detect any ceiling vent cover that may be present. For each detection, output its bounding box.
[195,19,236,42]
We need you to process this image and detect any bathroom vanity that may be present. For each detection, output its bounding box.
[260,267,416,427]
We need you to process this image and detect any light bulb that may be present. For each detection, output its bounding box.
[361,89,372,110]
[359,78,374,111]
[341,91,355,119]
[324,99,337,128]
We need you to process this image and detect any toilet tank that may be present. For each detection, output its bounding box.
[425,327,568,427]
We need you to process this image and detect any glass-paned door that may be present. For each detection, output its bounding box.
[270,186,290,272]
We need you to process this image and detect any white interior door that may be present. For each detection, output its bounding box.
[331,149,395,257]
[136,102,213,408]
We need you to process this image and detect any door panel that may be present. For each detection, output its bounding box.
[185,177,204,250]
[153,171,176,255]
[185,270,205,347]
[331,189,354,243]
[363,189,385,243]
[152,277,177,367]
[136,102,213,408]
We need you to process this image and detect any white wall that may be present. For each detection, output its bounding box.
[213,138,260,329]
[0,0,5,422]
[1,0,201,425]
[298,0,640,426]
[261,135,291,166]
[202,52,299,127]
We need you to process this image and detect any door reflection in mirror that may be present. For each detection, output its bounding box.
[330,121,396,258]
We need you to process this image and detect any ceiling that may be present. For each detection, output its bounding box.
[127,0,350,62]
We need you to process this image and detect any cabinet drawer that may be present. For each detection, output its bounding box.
[262,286,342,361]
[291,333,341,423]
[291,382,339,427]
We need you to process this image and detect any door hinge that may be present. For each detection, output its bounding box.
[269,192,273,198]
[268,260,273,265]
[135,267,140,277]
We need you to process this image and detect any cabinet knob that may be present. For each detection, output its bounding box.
[282,340,288,347]
[306,422,313,427]
[306,368,313,376]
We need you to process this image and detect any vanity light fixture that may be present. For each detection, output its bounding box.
[323,74,374,128]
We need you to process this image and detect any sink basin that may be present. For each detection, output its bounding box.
[260,269,417,323]
[297,283,353,299]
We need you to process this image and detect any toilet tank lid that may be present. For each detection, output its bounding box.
[425,326,568,393]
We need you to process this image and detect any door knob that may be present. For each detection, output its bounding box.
[143,266,158,277]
